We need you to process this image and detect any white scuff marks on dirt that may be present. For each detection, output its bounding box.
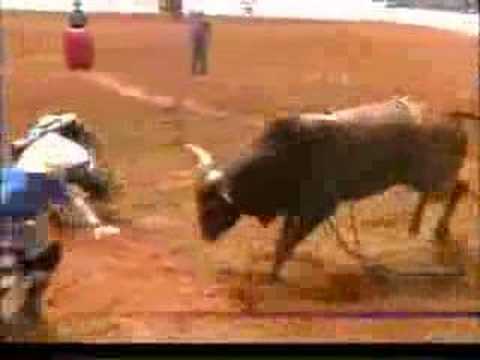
[154,169,195,192]
[181,98,228,119]
[132,169,195,231]
[134,215,184,232]
[303,71,351,86]
[78,72,228,118]
[78,72,176,109]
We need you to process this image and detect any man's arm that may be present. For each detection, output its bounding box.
[49,179,120,239]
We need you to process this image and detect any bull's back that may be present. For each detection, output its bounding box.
[316,121,467,196]
[227,118,466,216]
[290,120,466,200]
[300,97,422,125]
[228,121,405,214]
[334,98,419,124]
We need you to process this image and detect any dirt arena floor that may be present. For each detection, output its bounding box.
[3,12,480,342]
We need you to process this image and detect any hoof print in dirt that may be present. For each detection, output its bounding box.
[363,263,394,279]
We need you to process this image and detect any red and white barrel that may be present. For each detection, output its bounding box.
[63,27,95,71]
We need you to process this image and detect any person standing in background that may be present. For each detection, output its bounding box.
[464,0,477,13]
[189,11,211,76]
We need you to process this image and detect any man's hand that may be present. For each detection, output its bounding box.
[94,225,121,240]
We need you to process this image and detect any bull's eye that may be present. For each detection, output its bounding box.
[203,207,218,218]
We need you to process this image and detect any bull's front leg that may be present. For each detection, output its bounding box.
[271,215,322,282]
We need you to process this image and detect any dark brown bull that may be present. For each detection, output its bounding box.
[185,106,471,281]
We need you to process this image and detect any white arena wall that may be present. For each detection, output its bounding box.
[182,0,478,36]
[183,0,377,19]
[0,0,477,36]
[0,0,160,13]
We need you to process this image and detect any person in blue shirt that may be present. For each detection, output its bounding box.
[0,167,68,272]
[0,166,69,330]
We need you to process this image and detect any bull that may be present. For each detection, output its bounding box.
[185,105,470,281]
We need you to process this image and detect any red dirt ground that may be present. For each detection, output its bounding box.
[3,12,480,342]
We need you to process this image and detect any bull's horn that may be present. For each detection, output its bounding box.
[184,143,215,168]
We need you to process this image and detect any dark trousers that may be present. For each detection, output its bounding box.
[192,43,208,75]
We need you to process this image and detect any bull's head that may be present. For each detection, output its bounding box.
[184,144,240,241]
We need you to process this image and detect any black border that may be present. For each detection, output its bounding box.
[1,343,480,359]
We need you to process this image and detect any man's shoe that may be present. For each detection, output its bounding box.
[22,241,63,274]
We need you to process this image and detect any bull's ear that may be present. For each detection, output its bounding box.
[269,114,289,127]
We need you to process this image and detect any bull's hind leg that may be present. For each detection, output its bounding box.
[434,180,469,241]
[409,192,429,236]
[271,215,322,282]
[347,203,360,247]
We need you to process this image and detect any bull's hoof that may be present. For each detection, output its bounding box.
[269,272,284,283]
[434,226,451,242]
[352,239,361,250]
[364,265,393,286]
[364,263,392,276]
[270,273,282,283]
[408,224,420,237]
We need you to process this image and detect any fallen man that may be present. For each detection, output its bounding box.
[12,112,121,239]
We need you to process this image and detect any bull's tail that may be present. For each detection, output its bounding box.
[447,111,480,150]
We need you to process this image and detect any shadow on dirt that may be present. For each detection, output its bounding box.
[213,255,470,312]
